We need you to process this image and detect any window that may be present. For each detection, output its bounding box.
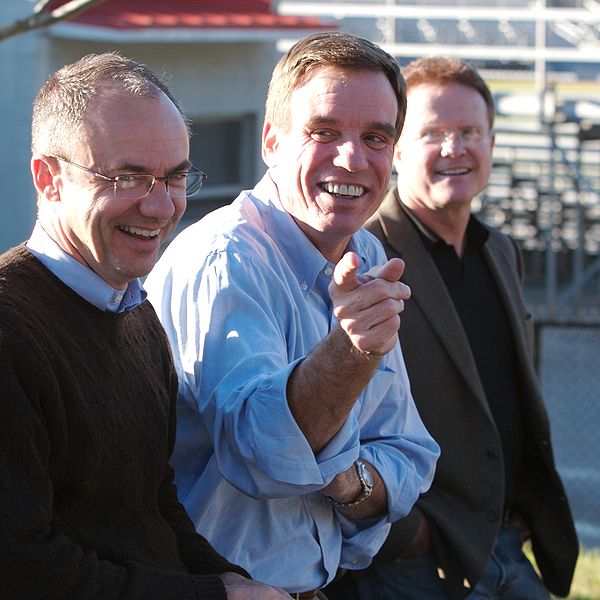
[179,114,258,230]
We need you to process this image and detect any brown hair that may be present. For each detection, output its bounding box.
[31,52,188,157]
[265,31,407,142]
[403,56,495,127]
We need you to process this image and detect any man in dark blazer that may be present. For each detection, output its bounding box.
[326,57,578,600]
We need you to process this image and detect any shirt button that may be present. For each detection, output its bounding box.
[324,266,333,276]
[300,282,308,292]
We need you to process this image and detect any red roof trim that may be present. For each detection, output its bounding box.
[47,0,333,31]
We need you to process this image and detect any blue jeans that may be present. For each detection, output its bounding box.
[325,524,550,600]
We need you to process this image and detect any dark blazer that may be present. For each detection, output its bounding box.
[365,188,578,599]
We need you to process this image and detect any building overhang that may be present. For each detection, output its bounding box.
[45,0,336,43]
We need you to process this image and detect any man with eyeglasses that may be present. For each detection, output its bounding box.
[0,52,289,600]
[327,56,578,599]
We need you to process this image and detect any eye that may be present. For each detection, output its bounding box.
[310,129,337,142]
[114,174,150,190]
[167,173,188,187]
[116,174,140,182]
[420,130,444,144]
[364,133,390,150]
[461,127,483,143]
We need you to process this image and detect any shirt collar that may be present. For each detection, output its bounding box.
[399,200,489,253]
[26,222,146,313]
[254,173,369,294]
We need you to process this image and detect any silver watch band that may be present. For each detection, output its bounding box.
[328,459,374,508]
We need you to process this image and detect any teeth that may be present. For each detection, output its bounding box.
[322,182,364,197]
[120,226,161,238]
[440,168,469,175]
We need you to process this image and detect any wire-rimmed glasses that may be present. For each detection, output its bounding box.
[47,155,207,200]
[417,126,491,148]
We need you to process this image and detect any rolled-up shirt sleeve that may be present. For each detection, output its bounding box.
[149,239,359,498]
[145,186,439,582]
[149,230,437,507]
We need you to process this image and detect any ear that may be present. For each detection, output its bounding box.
[261,120,280,167]
[31,155,62,202]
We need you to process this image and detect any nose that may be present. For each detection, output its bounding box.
[440,132,467,158]
[332,138,368,172]
[138,178,177,220]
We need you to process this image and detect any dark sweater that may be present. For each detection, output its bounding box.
[0,246,246,599]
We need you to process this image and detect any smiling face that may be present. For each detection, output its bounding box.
[395,81,494,221]
[38,89,189,289]
[262,65,398,262]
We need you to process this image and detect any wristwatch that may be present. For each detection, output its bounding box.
[329,459,374,508]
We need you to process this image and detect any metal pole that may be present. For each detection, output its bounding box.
[534,0,547,125]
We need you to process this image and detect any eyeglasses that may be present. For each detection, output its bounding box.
[48,155,207,200]
[417,126,490,148]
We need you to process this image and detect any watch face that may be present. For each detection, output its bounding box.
[357,459,374,489]
[328,460,374,508]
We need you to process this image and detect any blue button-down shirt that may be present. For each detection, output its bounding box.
[26,223,145,312]
[145,173,439,592]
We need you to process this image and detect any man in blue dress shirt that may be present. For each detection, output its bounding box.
[146,32,440,599]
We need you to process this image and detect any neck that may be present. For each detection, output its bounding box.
[38,218,94,270]
[405,202,470,258]
[291,216,350,264]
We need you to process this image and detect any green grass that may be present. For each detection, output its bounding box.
[566,547,600,600]
[526,545,600,599]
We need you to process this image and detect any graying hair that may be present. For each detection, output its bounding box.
[31,52,189,156]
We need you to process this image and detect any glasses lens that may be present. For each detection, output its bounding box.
[114,175,155,200]
[112,170,206,200]
[185,168,207,197]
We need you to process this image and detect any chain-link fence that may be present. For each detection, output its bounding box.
[536,322,600,549]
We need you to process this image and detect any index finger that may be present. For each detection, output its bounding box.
[363,257,406,283]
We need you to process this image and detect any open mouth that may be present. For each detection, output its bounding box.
[437,167,470,176]
[321,182,365,198]
[119,225,161,239]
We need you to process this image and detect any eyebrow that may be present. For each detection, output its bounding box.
[309,116,397,139]
[108,159,193,174]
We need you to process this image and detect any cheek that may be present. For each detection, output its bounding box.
[173,197,186,220]
[371,151,394,181]
[64,201,96,234]
[479,152,494,180]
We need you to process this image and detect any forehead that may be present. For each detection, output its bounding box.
[404,82,488,132]
[84,91,184,137]
[80,91,189,168]
[289,65,398,125]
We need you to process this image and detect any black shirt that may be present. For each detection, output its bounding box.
[405,206,524,509]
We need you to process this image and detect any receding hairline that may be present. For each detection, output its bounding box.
[31,52,190,156]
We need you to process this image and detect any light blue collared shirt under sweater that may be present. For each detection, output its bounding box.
[27,223,146,313]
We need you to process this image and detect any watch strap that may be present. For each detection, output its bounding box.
[328,459,374,508]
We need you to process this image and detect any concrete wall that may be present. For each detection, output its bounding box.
[0,1,42,251]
